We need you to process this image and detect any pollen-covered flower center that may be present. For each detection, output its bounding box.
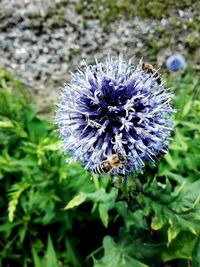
[81,97,126,130]
[80,75,149,134]
[84,77,134,129]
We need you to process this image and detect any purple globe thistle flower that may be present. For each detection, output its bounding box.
[55,55,174,177]
[166,54,186,72]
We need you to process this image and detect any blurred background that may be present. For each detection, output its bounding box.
[0,1,200,267]
[0,0,199,117]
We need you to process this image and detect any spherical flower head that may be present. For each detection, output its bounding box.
[166,54,186,72]
[55,55,174,177]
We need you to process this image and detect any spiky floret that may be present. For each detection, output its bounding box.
[166,54,186,72]
[55,55,174,177]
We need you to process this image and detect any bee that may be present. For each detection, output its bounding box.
[157,149,167,160]
[93,153,125,175]
[142,62,161,85]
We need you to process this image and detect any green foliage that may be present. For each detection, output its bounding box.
[192,238,200,267]
[0,67,200,267]
[0,68,94,266]
[93,236,149,267]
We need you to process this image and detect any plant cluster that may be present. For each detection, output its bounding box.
[0,68,200,266]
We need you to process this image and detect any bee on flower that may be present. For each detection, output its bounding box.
[55,55,175,178]
[93,152,126,175]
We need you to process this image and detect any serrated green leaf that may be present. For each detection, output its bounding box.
[0,120,14,128]
[46,234,60,267]
[31,245,43,267]
[64,188,118,226]
[175,130,188,151]
[19,227,27,243]
[167,227,180,244]
[162,232,197,262]
[126,209,147,230]
[39,141,61,152]
[88,188,118,203]
[65,239,81,267]
[114,201,128,218]
[63,192,87,210]
[27,120,50,142]
[0,221,20,238]
[182,99,192,117]
[192,238,200,267]
[94,236,149,267]
[99,203,110,228]
[151,215,165,230]
[181,122,200,131]
[164,153,180,169]
[8,182,30,222]
[0,119,28,138]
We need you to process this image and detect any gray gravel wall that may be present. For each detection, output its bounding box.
[0,0,199,116]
